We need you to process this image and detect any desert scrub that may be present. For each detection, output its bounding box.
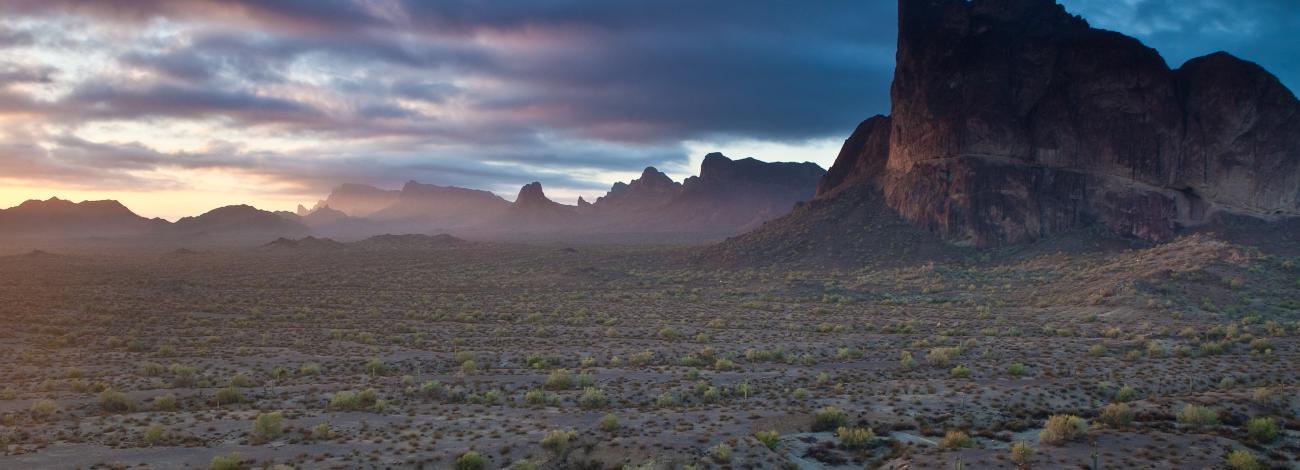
[710,442,733,463]
[1039,415,1086,445]
[713,358,736,371]
[1226,449,1261,470]
[540,429,577,455]
[455,451,486,470]
[99,389,136,413]
[899,351,917,369]
[578,387,607,409]
[940,430,974,449]
[228,373,254,388]
[950,364,972,378]
[299,362,322,376]
[1098,403,1134,428]
[139,361,165,377]
[363,358,387,376]
[29,399,58,420]
[1009,441,1034,467]
[925,347,959,367]
[544,369,574,390]
[153,393,178,411]
[1087,344,1107,357]
[812,406,848,432]
[1246,417,1278,442]
[1006,362,1028,377]
[329,388,378,411]
[1113,385,1138,402]
[598,413,620,432]
[1176,404,1218,427]
[214,387,243,406]
[836,426,875,449]
[143,424,167,446]
[311,422,334,440]
[209,452,242,470]
[755,430,780,450]
[574,372,595,388]
[250,411,284,444]
[170,363,198,387]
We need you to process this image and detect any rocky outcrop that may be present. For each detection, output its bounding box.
[816,115,892,198]
[816,0,1300,247]
[593,167,683,211]
[368,181,509,227]
[311,183,399,217]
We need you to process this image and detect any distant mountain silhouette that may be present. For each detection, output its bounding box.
[309,183,399,217]
[170,205,309,241]
[0,197,166,238]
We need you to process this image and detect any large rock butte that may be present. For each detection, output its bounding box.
[817,0,1300,247]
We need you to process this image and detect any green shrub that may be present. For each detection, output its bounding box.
[1098,403,1134,428]
[140,362,165,377]
[836,426,875,449]
[363,358,386,376]
[228,373,254,388]
[299,363,322,376]
[540,429,576,455]
[312,422,334,440]
[455,451,486,470]
[1088,344,1107,357]
[1039,415,1086,445]
[900,351,917,369]
[1009,441,1034,467]
[1006,363,1028,377]
[214,387,243,406]
[1176,404,1218,427]
[153,394,178,411]
[99,389,136,413]
[599,413,620,432]
[544,369,574,390]
[1226,449,1261,470]
[578,387,607,409]
[1246,417,1278,442]
[1114,385,1138,402]
[209,452,242,470]
[950,365,972,378]
[940,430,974,449]
[925,347,959,367]
[812,406,848,432]
[755,430,779,450]
[710,442,733,463]
[144,424,166,446]
[251,411,284,444]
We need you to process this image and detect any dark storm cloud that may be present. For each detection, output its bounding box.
[0,0,1295,202]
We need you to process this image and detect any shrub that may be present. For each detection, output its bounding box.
[599,413,620,432]
[578,387,607,409]
[1246,417,1278,442]
[170,364,198,387]
[836,426,875,449]
[209,452,242,470]
[940,430,974,449]
[1176,404,1218,427]
[214,387,243,406]
[540,429,576,455]
[455,451,486,470]
[299,363,322,376]
[1039,415,1086,446]
[140,362,165,377]
[574,373,595,388]
[144,424,166,446]
[99,389,136,413]
[1009,441,1034,467]
[545,369,574,390]
[1098,403,1134,429]
[229,373,254,388]
[1226,449,1261,470]
[950,365,972,378]
[1114,385,1138,402]
[364,358,387,376]
[900,351,917,369]
[1087,344,1107,357]
[714,358,736,371]
[312,422,334,440]
[755,430,779,450]
[925,347,959,367]
[1006,363,1028,377]
[251,411,284,444]
[30,399,58,419]
[153,394,178,411]
[812,406,848,432]
[710,442,733,463]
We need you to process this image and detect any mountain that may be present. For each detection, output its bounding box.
[368,181,509,230]
[499,182,580,229]
[171,205,308,240]
[657,153,825,232]
[739,0,1299,255]
[0,198,166,238]
[310,183,399,217]
[591,167,683,212]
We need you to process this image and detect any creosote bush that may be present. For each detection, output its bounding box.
[1098,403,1134,429]
[1245,417,1278,442]
[1176,404,1218,427]
[251,411,284,444]
[30,399,58,419]
[940,430,974,449]
[455,451,486,470]
[836,426,875,449]
[209,452,242,470]
[1226,449,1261,470]
[755,430,779,450]
[1009,441,1034,468]
[540,429,577,455]
[544,369,574,390]
[99,389,135,413]
[599,413,620,432]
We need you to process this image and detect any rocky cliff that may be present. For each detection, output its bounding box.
[817,0,1300,247]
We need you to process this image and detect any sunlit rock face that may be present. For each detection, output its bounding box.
[822,0,1300,247]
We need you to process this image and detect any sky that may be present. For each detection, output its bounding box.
[0,0,1296,220]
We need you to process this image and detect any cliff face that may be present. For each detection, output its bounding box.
[819,0,1300,247]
